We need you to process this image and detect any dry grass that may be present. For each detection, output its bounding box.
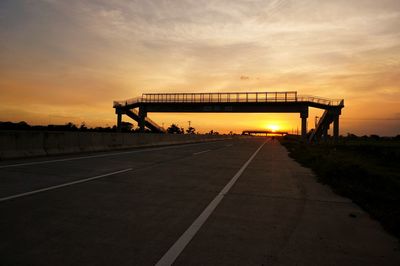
[280,136,400,239]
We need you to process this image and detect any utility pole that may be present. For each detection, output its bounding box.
[188,121,191,128]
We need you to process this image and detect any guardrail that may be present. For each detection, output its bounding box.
[113,92,344,107]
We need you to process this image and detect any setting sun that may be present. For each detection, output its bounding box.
[267,124,280,132]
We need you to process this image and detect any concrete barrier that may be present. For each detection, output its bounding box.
[0,131,232,160]
[0,131,46,159]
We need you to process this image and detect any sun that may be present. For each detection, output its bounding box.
[267,124,280,132]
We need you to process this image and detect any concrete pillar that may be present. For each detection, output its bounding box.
[300,112,308,140]
[322,126,328,142]
[301,117,307,139]
[117,112,122,132]
[333,115,339,142]
[138,107,147,132]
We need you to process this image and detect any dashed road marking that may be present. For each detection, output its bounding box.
[0,141,223,169]
[193,150,211,155]
[0,168,132,202]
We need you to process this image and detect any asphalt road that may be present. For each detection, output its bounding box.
[0,138,399,265]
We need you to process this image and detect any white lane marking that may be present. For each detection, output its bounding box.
[0,141,224,169]
[193,149,211,155]
[155,141,266,266]
[0,168,132,202]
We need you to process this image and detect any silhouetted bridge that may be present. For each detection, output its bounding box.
[242,130,288,136]
[113,91,344,142]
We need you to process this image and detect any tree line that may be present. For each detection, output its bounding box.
[0,121,222,135]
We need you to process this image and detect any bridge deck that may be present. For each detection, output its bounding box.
[114,91,344,110]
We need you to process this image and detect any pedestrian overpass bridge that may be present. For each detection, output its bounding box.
[113,91,344,142]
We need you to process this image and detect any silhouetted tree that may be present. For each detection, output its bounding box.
[64,122,78,131]
[18,121,30,129]
[167,124,183,134]
[120,122,133,132]
[186,126,196,134]
[347,133,358,140]
[206,130,219,135]
[370,134,380,140]
[0,121,30,130]
[0,121,132,133]
[80,122,88,131]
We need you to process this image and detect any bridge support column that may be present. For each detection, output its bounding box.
[138,107,147,133]
[333,115,339,142]
[322,125,329,142]
[300,111,308,141]
[116,111,122,132]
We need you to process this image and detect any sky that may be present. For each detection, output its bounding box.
[0,0,399,135]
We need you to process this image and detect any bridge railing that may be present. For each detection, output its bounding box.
[297,95,343,106]
[113,97,142,108]
[140,91,299,103]
[113,92,344,107]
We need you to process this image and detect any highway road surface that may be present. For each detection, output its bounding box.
[1,138,399,265]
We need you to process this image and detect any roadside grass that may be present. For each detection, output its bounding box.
[280,136,400,239]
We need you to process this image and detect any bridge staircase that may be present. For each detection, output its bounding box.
[309,110,330,142]
[125,109,165,133]
[309,100,343,142]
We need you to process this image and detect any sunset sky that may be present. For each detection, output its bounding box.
[0,0,399,135]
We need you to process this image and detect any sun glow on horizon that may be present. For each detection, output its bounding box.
[266,124,280,132]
